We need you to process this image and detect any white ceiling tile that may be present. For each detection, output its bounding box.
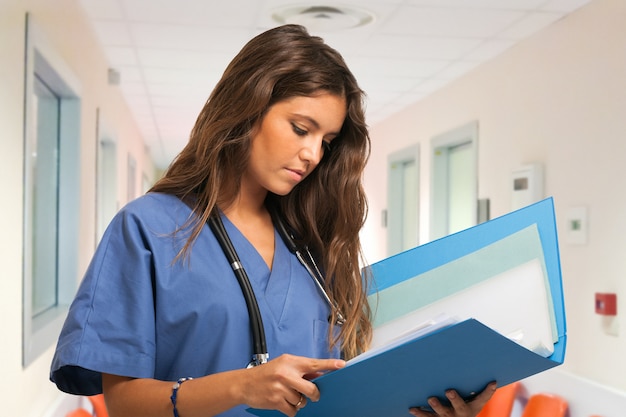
[116,67,143,83]
[130,23,252,52]
[540,0,593,12]
[349,57,451,78]
[123,92,150,105]
[160,139,187,161]
[433,60,483,80]
[311,30,378,55]
[414,77,457,93]
[498,12,564,39]
[120,83,150,99]
[104,46,138,66]
[393,91,429,107]
[137,48,232,72]
[464,39,516,61]
[156,126,189,138]
[91,21,133,46]
[372,76,424,93]
[365,34,482,60]
[150,96,192,109]
[78,0,125,19]
[145,80,218,98]
[403,0,546,10]
[119,82,148,96]
[136,118,158,133]
[380,7,526,38]
[142,67,205,84]
[121,0,262,26]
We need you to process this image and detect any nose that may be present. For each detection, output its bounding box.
[299,136,324,167]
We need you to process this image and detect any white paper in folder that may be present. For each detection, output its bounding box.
[370,258,555,357]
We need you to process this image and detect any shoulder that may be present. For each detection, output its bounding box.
[118,193,191,225]
[92,193,196,268]
[101,193,194,244]
[122,192,186,214]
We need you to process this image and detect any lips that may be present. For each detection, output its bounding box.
[286,168,305,182]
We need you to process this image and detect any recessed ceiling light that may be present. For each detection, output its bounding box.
[272,5,375,32]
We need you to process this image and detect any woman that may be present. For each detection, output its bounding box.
[51,25,494,417]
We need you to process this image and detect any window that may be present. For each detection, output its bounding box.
[30,73,61,317]
[22,14,81,366]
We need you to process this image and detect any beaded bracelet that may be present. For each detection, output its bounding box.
[170,377,193,417]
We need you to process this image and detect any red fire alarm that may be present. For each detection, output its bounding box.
[595,293,617,316]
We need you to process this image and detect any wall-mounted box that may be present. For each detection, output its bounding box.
[595,293,617,316]
[512,163,544,210]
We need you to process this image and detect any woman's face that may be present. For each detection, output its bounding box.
[245,93,347,196]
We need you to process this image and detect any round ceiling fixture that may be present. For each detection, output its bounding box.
[272,5,375,32]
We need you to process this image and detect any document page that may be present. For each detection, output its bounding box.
[347,314,458,366]
[368,225,556,357]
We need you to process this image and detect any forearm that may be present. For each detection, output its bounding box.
[103,370,247,417]
[102,354,345,417]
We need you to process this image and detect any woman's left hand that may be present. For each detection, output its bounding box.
[409,382,497,417]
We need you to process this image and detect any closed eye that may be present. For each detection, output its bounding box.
[291,121,334,154]
[291,122,307,137]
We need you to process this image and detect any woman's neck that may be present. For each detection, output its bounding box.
[220,183,275,270]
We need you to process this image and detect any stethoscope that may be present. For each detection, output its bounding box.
[208,208,345,368]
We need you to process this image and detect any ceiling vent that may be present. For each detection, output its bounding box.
[272,5,375,32]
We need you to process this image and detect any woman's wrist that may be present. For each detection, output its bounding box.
[171,377,194,417]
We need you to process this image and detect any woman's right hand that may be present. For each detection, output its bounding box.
[239,354,346,417]
[102,355,344,417]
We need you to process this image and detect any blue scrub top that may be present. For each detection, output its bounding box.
[50,193,340,415]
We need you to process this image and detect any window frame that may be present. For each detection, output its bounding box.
[22,13,82,367]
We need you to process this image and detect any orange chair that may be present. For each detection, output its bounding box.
[520,393,568,417]
[87,394,109,417]
[477,382,520,417]
[66,409,92,417]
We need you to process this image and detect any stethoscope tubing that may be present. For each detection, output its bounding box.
[208,214,268,366]
[209,208,344,368]
[271,210,346,325]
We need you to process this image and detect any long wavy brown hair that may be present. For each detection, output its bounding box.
[150,24,372,359]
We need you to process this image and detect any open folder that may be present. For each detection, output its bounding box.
[249,197,566,417]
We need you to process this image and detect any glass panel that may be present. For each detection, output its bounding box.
[97,139,118,243]
[401,160,418,250]
[31,75,60,317]
[447,141,473,234]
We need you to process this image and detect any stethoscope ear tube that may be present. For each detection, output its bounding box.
[208,214,268,367]
[269,208,346,326]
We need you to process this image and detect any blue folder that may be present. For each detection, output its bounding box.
[249,197,566,417]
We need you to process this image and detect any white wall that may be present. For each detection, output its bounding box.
[362,0,626,407]
[0,0,155,416]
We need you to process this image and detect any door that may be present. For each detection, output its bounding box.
[430,122,478,241]
[387,145,420,256]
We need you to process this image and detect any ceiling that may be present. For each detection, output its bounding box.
[78,0,591,169]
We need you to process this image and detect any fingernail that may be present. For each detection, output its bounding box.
[446,390,457,399]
